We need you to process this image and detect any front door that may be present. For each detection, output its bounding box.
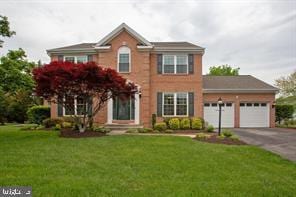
[113,97,135,120]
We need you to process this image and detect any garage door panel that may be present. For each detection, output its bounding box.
[204,103,234,128]
[240,103,269,127]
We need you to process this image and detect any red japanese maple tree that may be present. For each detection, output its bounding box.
[33,61,136,132]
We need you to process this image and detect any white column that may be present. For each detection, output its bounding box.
[135,93,140,125]
[107,98,113,124]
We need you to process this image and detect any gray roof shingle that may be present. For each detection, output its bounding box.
[203,75,278,92]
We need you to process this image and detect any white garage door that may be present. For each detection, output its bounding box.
[240,103,269,127]
[204,102,234,128]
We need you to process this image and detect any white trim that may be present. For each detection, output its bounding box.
[107,97,113,124]
[135,93,140,124]
[162,92,188,117]
[162,54,188,74]
[96,23,152,47]
[117,46,131,73]
[63,55,88,63]
[94,46,111,50]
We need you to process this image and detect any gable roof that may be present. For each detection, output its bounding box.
[95,23,152,47]
[203,75,278,93]
[47,23,205,55]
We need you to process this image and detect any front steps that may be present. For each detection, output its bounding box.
[104,124,143,130]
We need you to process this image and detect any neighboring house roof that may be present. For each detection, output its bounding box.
[203,75,278,93]
[47,23,205,55]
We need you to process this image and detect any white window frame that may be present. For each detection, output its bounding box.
[117,46,131,73]
[162,92,189,117]
[63,96,88,116]
[162,55,188,74]
[63,55,88,63]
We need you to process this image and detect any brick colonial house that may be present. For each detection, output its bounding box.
[47,23,278,128]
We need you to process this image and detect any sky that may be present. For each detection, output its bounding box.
[0,0,295,85]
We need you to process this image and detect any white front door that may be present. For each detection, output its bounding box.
[240,103,269,127]
[204,102,235,128]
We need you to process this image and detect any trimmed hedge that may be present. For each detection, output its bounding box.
[169,118,180,130]
[27,105,50,125]
[180,118,191,129]
[192,118,203,130]
[154,122,167,131]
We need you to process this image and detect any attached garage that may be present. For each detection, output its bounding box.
[204,102,234,128]
[240,102,269,127]
[202,75,278,128]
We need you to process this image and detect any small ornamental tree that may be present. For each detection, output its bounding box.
[33,61,137,132]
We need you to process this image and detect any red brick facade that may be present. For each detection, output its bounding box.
[48,28,276,128]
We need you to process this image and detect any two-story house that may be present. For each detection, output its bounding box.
[47,23,278,128]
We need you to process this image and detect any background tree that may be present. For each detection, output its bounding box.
[275,71,296,96]
[208,64,240,76]
[0,15,15,47]
[275,105,294,124]
[33,61,137,132]
[0,48,36,92]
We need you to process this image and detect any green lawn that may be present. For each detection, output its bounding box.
[0,125,296,196]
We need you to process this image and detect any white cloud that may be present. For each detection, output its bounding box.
[0,0,295,85]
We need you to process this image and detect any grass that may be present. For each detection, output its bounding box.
[0,125,296,196]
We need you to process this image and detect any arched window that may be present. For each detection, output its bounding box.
[118,46,131,73]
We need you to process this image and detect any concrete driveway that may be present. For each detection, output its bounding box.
[233,128,296,162]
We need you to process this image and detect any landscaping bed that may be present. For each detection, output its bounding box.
[60,128,107,138]
[194,133,246,145]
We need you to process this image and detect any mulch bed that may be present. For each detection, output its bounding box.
[194,133,246,145]
[60,129,106,138]
[170,130,207,134]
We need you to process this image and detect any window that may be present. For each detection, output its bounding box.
[261,103,267,107]
[77,56,87,63]
[240,103,245,107]
[254,103,259,107]
[118,46,131,73]
[64,56,75,63]
[163,55,188,74]
[163,55,175,73]
[176,55,188,73]
[163,93,174,115]
[163,93,188,116]
[64,56,87,63]
[226,103,232,107]
[204,103,210,107]
[211,103,217,107]
[176,93,187,115]
[246,103,252,107]
[63,96,89,116]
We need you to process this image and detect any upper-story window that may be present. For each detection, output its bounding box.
[64,56,87,63]
[163,55,188,74]
[118,46,131,73]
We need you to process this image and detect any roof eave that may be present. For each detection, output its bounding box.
[95,23,152,47]
[203,89,279,93]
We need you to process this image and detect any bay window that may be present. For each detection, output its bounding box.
[163,93,188,116]
[163,55,188,74]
